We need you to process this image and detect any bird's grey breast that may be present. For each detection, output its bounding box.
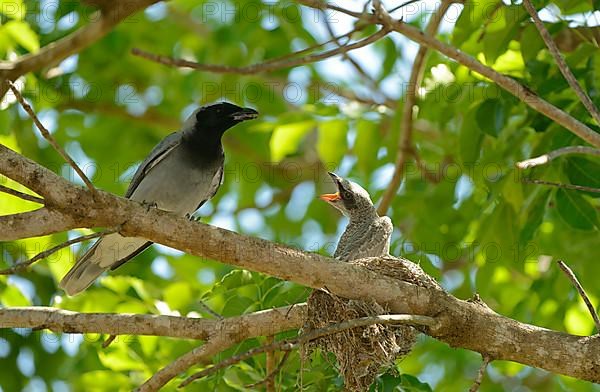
[334,216,393,261]
[128,144,224,215]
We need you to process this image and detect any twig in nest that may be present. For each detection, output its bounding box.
[557,260,600,333]
[521,178,600,194]
[0,184,44,204]
[468,355,491,392]
[516,146,600,169]
[179,313,436,387]
[0,228,117,275]
[6,81,98,196]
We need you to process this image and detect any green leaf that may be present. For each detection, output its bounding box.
[519,190,550,244]
[1,284,30,306]
[555,188,599,230]
[565,156,600,198]
[269,120,315,162]
[4,20,39,52]
[460,104,484,165]
[475,98,506,137]
[163,282,193,310]
[354,119,379,174]
[317,119,347,167]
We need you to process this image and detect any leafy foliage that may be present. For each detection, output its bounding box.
[1,0,599,391]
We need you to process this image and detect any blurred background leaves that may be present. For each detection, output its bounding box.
[0,0,599,390]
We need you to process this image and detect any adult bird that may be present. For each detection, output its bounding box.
[319,172,392,261]
[59,102,258,295]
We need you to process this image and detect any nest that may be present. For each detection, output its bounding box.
[303,257,437,391]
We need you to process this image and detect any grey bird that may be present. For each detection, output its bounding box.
[59,102,258,295]
[320,172,392,261]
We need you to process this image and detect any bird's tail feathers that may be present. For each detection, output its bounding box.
[59,234,148,296]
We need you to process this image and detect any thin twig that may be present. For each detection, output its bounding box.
[245,350,291,389]
[0,229,116,275]
[321,8,394,105]
[557,260,600,333]
[516,146,600,169]
[523,0,600,126]
[197,300,224,320]
[266,335,276,392]
[521,178,600,194]
[131,28,390,74]
[389,0,424,14]
[377,0,453,214]
[0,184,44,204]
[469,355,491,392]
[6,81,98,196]
[179,313,436,387]
[102,335,117,348]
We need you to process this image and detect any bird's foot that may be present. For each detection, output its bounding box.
[186,213,201,222]
[142,200,158,212]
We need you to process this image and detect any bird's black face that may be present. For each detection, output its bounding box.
[194,102,258,135]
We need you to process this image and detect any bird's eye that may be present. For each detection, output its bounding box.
[341,190,353,200]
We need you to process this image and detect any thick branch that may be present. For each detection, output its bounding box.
[0,304,305,341]
[0,208,82,240]
[2,145,600,382]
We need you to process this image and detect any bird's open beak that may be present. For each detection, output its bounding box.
[319,192,341,202]
[231,108,259,121]
[321,171,343,201]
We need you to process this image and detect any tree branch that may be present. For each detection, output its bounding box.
[7,81,97,196]
[0,0,161,98]
[2,144,600,383]
[0,304,305,342]
[296,0,600,148]
[377,0,454,215]
[180,314,436,388]
[469,355,491,392]
[557,260,600,333]
[0,184,44,204]
[131,27,390,74]
[521,178,600,194]
[522,0,600,126]
[0,207,83,240]
[516,146,600,169]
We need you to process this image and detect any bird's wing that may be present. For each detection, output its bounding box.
[194,165,224,211]
[125,131,182,198]
[334,216,393,261]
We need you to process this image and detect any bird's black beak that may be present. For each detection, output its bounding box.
[230,108,259,121]
[327,172,343,188]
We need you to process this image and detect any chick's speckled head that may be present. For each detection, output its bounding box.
[320,172,376,219]
[183,102,258,135]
